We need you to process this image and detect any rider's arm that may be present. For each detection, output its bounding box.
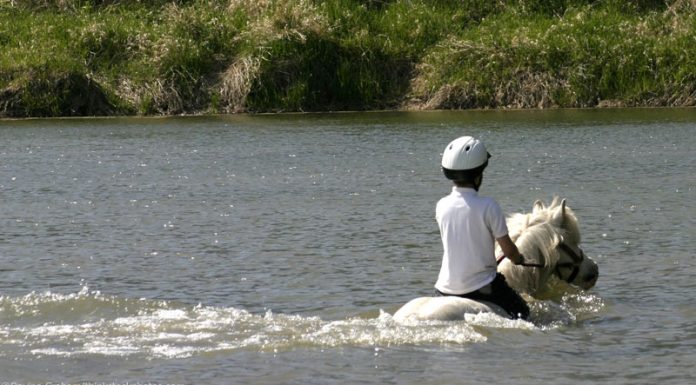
[497,234,524,265]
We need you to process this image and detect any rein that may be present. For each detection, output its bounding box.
[496,255,544,268]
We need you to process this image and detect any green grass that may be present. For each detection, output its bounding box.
[1,0,695,117]
[412,1,696,109]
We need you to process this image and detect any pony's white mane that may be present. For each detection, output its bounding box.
[498,197,581,295]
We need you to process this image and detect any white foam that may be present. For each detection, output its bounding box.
[2,289,603,359]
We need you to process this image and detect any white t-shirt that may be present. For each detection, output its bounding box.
[434,187,509,295]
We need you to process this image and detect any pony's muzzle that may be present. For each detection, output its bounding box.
[579,262,599,290]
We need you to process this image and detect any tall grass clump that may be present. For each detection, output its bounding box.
[226,0,416,111]
[411,1,696,109]
[1,0,248,115]
[71,0,246,114]
[236,0,510,111]
[0,5,131,116]
[141,1,243,113]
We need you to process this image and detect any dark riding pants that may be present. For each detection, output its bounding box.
[436,273,530,320]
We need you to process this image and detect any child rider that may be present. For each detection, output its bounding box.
[434,135,530,319]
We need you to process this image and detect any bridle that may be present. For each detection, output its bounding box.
[555,242,586,283]
[497,241,586,284]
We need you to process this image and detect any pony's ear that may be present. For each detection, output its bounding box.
[533,200,545,214]
[549,199,567,227]
[554,199,567,227]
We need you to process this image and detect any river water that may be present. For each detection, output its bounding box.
[0,109,694,384]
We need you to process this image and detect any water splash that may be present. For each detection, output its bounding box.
[0,288,601,359]
[531,291,606,328]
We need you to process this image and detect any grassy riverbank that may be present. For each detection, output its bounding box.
[1,0,695,117]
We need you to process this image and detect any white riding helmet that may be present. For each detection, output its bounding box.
[441,136,491,171]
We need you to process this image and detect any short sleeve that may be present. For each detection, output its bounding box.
[487,200,508,239]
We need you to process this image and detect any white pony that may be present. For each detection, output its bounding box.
[393,198,599,321]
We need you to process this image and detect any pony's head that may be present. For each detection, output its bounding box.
[499,198,599,298]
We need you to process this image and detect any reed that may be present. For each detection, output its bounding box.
[1,0,694,117]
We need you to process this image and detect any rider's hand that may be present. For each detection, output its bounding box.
[511,254,526,265]
[497,235,523,265]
